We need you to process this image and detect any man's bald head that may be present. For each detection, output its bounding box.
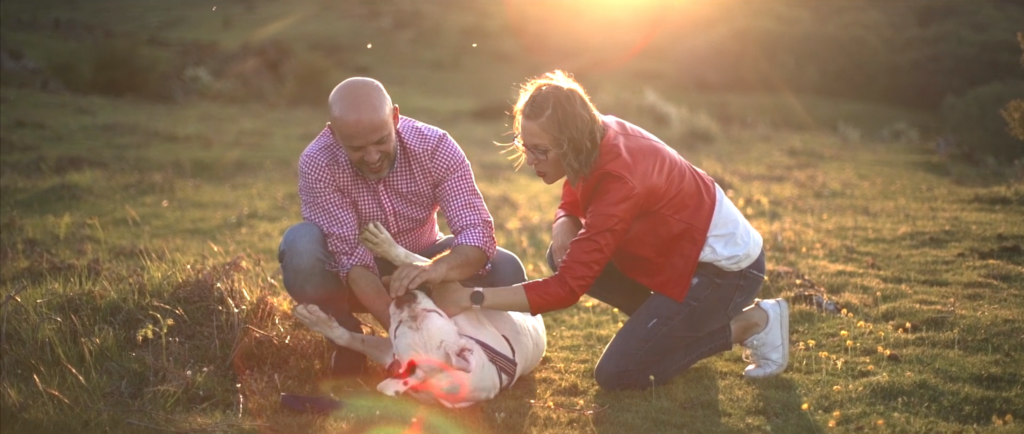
[326,77,401,180]
[328,77,394,124]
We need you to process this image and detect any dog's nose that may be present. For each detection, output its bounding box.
[395,292,417,309]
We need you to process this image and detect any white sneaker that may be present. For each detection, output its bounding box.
[742,298,790,378]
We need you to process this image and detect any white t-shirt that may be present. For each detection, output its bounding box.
[698,183,764,271]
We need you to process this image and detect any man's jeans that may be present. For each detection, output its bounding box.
[279,222,529,331]
[546,246,765,390]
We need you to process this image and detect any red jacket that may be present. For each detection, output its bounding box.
[521,116,717,315]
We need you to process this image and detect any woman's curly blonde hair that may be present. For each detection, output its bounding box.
[506,70,604,185]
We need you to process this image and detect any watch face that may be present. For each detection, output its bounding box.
[470,289,485,306]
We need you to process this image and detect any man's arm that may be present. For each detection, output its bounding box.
[426,244,487,281]
[432,132,497,270]
[346,265,392,329]
[299,147,391,325]
[387,132,495,296]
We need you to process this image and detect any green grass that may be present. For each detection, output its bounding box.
[2,85,1021,433]
[2,0,1023,432]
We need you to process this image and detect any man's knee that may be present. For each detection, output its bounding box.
[279,222,342,301]
[487,247,528,287]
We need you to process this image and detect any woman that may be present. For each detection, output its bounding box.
[431,71,788,390]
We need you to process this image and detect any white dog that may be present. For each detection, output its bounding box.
[294,223,547,408]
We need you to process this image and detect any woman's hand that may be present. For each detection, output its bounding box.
[431,284,473,318]
[551,216,582,266]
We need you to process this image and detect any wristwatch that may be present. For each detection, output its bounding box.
[469,288,485,309]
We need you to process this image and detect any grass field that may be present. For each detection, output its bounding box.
[2,85,1022,433]
[2,1,1023,433]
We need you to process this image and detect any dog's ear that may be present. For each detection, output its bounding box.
[444,339,475,373]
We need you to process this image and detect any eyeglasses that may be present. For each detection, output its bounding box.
[512,134,551,162]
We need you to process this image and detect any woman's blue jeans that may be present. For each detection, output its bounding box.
[547,246,765,390]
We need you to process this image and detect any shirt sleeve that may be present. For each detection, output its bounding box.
[298,150,377,281]
[553,179,585,226]
[430,132,498,261]
[522,173,643,315]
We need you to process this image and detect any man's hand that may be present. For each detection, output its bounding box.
[551,216,582,266]
[388,261,446,298]
[430,284,472,318]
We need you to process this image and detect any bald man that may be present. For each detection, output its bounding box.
[278,78,528,377]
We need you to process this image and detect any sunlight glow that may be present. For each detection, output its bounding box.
[502,0,679,72]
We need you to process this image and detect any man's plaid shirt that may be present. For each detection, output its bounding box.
[298,116,496,281]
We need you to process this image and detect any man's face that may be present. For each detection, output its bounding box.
[329,106,400,180]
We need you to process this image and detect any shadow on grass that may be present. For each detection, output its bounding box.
[590,366,740,434]
[752,376,820,434]
[480,374,539,433]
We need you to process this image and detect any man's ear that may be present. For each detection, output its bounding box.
[444,339,475,373]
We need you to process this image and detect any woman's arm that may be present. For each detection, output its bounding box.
[433,173,644,317]
[431,283,531,317]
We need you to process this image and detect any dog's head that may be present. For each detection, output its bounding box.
[377,290,476,404]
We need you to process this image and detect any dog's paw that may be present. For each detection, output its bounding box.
[293,305,351,345]
[359,222,416,264]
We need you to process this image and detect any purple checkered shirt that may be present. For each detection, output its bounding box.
[298,116,497,281]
